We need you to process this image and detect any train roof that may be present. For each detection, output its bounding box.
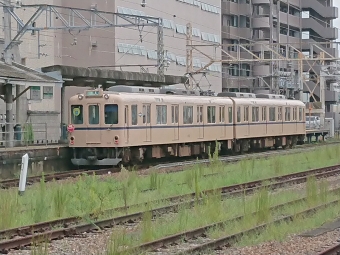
[70,89,305,107]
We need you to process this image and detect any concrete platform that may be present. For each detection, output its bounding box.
[306,129,329,135]
[300,218,340,237]
[0,144,71,179]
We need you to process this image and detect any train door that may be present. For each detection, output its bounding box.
[171,105,179,140]
[219,106,226,138]
[197,105,204,139]
[124,105,129,143]
[143,104,151,142]
[294,107,297,133]
[86,104,101,144]
[244,106,249,136]
[278,107,283,134]
[262,106,267,135]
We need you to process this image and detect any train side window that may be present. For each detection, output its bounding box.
[293,108,297,121]
[89,105,99,125]
[172,105,179,124]
[299,108,303,121]
[285,107,291,121]
[71,105,83,124]
[269,107,276,121]
[244,106,249,122]
[228,107,233,123]
[207,106,216,123]
[262,107,266,121]
[156,105,167,124]
[252,107,259,122]
[104,104,118,125]
[219,106,225,123]
[131,105,138,125]
[237,107,241,123]
[143,105,151,124]
[183,106,193,124]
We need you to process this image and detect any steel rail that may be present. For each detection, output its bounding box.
[315,244,340,255]
[176,199,340,255]
[1,141,338,189]
[0,168,113,189]
[0,164,340,252]
[126,186,340,254]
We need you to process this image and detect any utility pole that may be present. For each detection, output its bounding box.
[3,0,14,147]
[186,22,193,90]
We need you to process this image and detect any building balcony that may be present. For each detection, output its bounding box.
[222,1,251,16]
[302,0,338,19]
[302,18,338,40]
[301,39,338,57]
[222,26,251,40]
[252,17,271,29]
[279,12,300,27]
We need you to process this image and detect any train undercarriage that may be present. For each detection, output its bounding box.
[71,135,305,166]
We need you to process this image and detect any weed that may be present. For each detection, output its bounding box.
[141,209,153,243]
[306,176,318,206]
[256,187,270,224]
[53,182,69,218]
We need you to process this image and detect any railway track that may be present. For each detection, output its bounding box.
[315,244,340,255]
[1,140,339,190]
[1,164,340,253]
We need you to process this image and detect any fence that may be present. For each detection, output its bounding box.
[0,122,61,148]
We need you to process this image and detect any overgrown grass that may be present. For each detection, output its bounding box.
[1,144,340,231]
[103,178,339,253]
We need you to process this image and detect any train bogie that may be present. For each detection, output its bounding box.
[68,88,306,166]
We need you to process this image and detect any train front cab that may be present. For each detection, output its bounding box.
[68,91,123,166]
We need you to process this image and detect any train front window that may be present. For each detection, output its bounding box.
[71,105,83,124]
[105,104,118,125]
[88,105,99,125]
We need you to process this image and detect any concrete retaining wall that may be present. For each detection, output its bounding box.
[0,145,71,179]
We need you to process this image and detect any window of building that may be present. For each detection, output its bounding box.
[131,105,138,125]
[228,107,233,123]
[285,107,291,121]
[71,105,83,124]
[252,107,259,122]
[207,106,216,123]
[43,86,53,99]
[30,86,41,100]
[104,104,118,125]
[183,106,193,124]
[269,107,276,121]
[89,105,100,125]
[156,105,167,124]
[237,106,241,122]
[219,106,225,123]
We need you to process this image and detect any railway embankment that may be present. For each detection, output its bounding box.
[0,145,70,179]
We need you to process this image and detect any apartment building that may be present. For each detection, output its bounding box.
[221,0,338,111]
[16,0,222,93]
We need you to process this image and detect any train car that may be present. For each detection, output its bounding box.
[230,97,305,152]
[68,87,306,166]
[68,88,234,166]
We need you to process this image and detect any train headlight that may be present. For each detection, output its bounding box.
[70,136,75,145]
[104,94,109,100]
[78,94,84,100]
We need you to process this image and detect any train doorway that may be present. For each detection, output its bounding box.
[86,104,101,144]
[171,105,179,140]
[124,105,129,143]
[197,105,204,139]
[143,104,151,142]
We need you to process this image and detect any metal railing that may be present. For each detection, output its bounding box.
[0,122,61,148]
